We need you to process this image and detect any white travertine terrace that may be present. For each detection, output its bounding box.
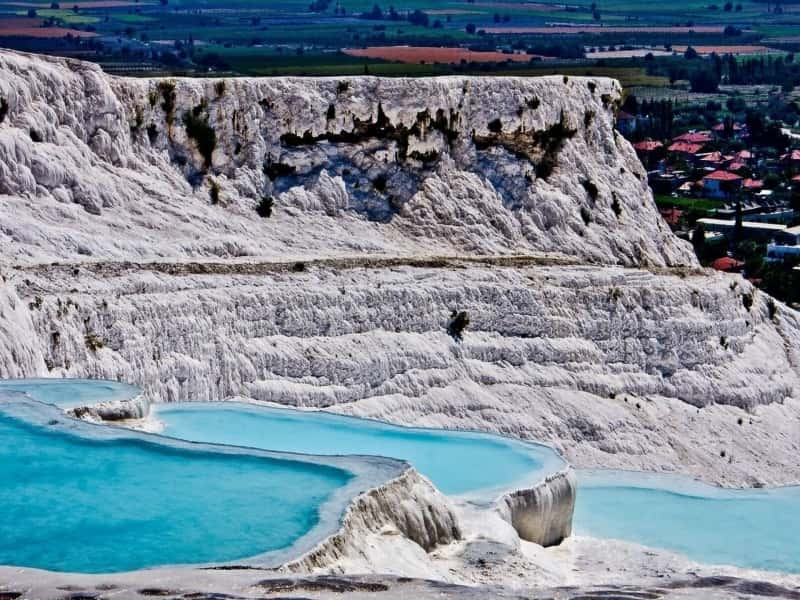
[0,48,798,591]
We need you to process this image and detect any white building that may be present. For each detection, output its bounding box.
[766,243,800,262]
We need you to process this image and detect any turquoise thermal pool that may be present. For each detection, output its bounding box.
[0,385,395,574]
[154,402,565,496]
[156,404,800,574]
[0,410,350,573]
[574,471,800,574]
[2,379,799,576]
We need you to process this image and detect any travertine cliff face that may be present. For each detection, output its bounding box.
[0,49,797,496]
[0,50,691,266]
[0,280,45,378]
[497,469,575,547]
[9,260,799,487]
[283,468,460,574]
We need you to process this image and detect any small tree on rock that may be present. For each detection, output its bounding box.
[447,310,470,341]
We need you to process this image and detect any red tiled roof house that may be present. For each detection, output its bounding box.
[667,141,705,160]
[674,131,713,144]
[702,170,742,199]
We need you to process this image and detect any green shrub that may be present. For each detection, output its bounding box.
[132,106,144,131]
[146,123,158,144]
[256,196,274,218]
[582,179,599,200]
[742,292,753,311]
[611,192,622,217]
[208,178,221,204]
[183,108,217,169]
[447,310,470,341]
[533,112,577,153]
[84,332,104,352]
[767,297,777,320]
[157,80,177,124]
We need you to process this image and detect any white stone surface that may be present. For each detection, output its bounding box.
[0,50,693,266]
[8,263,798,487]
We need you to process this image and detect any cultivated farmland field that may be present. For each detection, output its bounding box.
[343,45,548,64]
[0,0,797,85]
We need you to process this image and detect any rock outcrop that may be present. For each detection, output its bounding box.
[0,50,692,267]
[283,468,460,573]
[497,469,575,547]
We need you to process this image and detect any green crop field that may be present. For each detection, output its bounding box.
[654,194,725,212]
[0,0,797,82]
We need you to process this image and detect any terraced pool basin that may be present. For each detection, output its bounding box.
[0,391,385,574]
[154,402,565,497]
[574,471,800,574]
[3,379,799,576]
[155,403,800,574]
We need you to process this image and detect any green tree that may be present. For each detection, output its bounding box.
[690,68,720,93]
[692,223,707,260]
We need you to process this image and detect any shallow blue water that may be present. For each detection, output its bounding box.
[0,405,351,573]
[0,378,139,409]
[574,472,800,574]
[157,403,800,574]
[3,379,799,576]
[155,403,562,496]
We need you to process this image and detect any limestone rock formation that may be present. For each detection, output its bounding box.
[0,50,692,266]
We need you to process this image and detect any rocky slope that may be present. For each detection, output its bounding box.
[0,49,691,266]
[7,258,798,487]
